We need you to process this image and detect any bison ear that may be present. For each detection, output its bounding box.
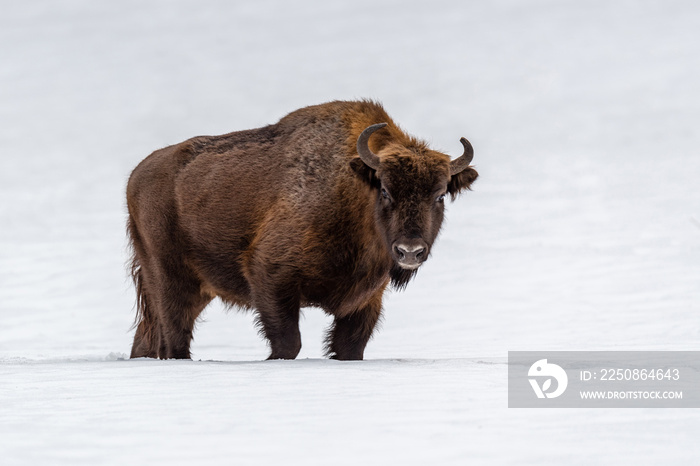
[447,166,478,199]
[350,157,380,188]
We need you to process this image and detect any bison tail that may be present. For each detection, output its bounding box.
[127,215,159,355]
[129,252,151,331]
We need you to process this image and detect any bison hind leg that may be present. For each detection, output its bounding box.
[129,258,212,359]
[128,246,164,358]
[130,318,163,359]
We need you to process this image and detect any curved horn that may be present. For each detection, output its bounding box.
[356,123,387,170]
[450,137,474,175]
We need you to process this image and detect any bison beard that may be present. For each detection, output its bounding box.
[126,100,478,360]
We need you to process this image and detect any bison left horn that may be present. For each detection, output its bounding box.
[450,137,474,175]
[357,123,387,170]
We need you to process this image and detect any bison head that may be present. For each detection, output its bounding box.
[351,123,478,287]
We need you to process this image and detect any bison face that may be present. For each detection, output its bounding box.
[352,123,478,278]
[375,158,448,270]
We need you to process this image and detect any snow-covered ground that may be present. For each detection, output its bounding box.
[1,0,699,464]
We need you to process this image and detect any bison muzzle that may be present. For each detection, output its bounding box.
[127,100,478,360]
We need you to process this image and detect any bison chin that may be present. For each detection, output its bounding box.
[389,263,419,291]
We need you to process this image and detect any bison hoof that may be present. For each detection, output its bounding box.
[329,353,364,361]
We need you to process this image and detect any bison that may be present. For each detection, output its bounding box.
[127,100,478,360]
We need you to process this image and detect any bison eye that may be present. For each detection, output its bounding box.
[381,188,390,200]
[437,193,446,203]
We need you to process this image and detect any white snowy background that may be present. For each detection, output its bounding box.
[1,0,699,464]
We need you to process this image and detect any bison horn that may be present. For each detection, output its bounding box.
[450,137,474,175]
[356,123,387,170]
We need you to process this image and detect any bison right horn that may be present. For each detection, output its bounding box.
[449,137,474,175]
[356,123,387,170]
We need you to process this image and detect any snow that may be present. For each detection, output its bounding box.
[1,0,699,464]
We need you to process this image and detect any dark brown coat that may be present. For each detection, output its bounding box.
[127,100,478,360]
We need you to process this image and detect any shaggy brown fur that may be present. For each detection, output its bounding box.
[127,100,478,360]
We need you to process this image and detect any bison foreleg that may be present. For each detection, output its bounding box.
[326,297,383,361]
[255,293,302,360]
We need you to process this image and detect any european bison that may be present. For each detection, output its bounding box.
[127,100,478,360]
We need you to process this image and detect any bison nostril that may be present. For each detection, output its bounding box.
[394,245,406,260]
[395,244,426,262]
